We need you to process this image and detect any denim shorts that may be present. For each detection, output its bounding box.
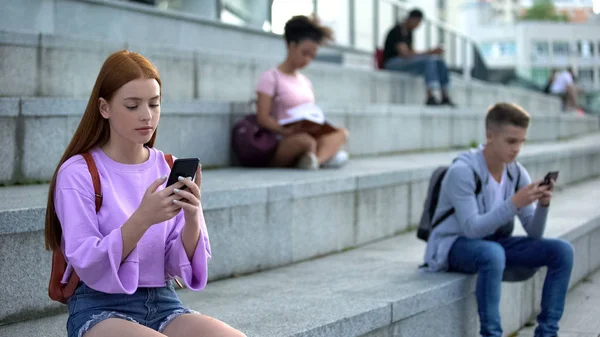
[66,282,198,337]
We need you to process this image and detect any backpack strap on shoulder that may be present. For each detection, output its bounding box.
[81,152,102,213]
[473,171,482,195]
[514,162,522,193]
[164,153,174,168]
[506,162,522,193]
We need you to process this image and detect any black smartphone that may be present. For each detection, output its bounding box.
[540,171,559,186]
[166,158,200,190]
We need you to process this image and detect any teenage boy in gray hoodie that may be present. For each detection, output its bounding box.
[423,103,574,337]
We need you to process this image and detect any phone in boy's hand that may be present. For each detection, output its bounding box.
[539,171,559,186]
[166,158,200,191]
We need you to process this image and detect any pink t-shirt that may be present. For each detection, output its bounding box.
[256,68,316,122]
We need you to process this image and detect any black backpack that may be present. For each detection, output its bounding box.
[417,161,521,242]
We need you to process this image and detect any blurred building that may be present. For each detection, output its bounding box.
[433,0,600,90]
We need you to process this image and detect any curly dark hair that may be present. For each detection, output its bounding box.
[283,15,334,45]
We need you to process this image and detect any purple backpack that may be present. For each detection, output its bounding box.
[231,71,281,167]
[231,114,279,167]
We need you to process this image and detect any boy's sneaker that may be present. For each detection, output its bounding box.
[296,152,319,170]
[441,97,456,108]
[322,150,349,168]
[426,96,440,106]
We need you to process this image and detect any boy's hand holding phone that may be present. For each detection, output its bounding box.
[512,171,558,209]
[537,181,554,207]
[512,182,549,209]
[537,171,558,207]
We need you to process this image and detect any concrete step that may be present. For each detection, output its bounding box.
[1,133,600,325]
[517,269,600,337]
[2,96,597,184]
[0,28,562,112]
[0,0,348,66]
[1,178,600,337]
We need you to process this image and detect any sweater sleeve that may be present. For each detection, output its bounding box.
[55,163,139,294]
[515,166,549,239]
[164,207,211,291]
[444,163,519,239]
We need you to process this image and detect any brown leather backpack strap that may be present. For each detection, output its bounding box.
[48,250,67,302]
[81,152,102,212]
[164,153,174,168]
[61,267,81,302]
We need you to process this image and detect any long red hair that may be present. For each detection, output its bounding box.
[44,50,162,251]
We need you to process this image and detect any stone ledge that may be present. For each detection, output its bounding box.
[2,133,600,236]
[0,98,19,117]
[1,96,597,184]
[1,178,599,336]
[1,134,600,325]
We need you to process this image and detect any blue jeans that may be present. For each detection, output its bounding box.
[384,55,450,89]
[448,236,574,337]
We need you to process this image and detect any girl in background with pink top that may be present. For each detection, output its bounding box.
[254,15,350,170]
[44,51,245,337]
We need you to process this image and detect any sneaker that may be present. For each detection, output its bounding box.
[441,97,456,108]
[322,150,349,168]
[296,152,319,170]
[426,96,440,106]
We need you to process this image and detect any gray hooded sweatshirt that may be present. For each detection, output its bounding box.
[423,146,549,272]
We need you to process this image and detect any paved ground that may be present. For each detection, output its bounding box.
[517,269,600,337]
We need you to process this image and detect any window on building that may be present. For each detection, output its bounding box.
[577,40,594,58]
[531,68,553,87]
[553,41,571,56]
[499,41,516,56]
[480,42,493,57]
[532,41,550,57]
[577,68,594,86]
[480,41,516,58]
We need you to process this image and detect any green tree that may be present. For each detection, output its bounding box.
[521,0,569,22]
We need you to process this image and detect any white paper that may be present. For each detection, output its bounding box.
[278,103,325,125]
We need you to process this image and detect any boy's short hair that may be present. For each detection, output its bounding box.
[408,9,424,19]
[485,103,530,130]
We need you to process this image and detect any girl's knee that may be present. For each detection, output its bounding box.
[339,128,350,142]
[293,132,317,151]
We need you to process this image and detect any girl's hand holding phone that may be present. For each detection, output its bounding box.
[134,176,186,228]
[172,164,203,226]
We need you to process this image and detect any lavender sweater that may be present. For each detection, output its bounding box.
[54,147,211,294]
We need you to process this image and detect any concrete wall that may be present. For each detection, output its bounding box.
[1,97,597,184]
